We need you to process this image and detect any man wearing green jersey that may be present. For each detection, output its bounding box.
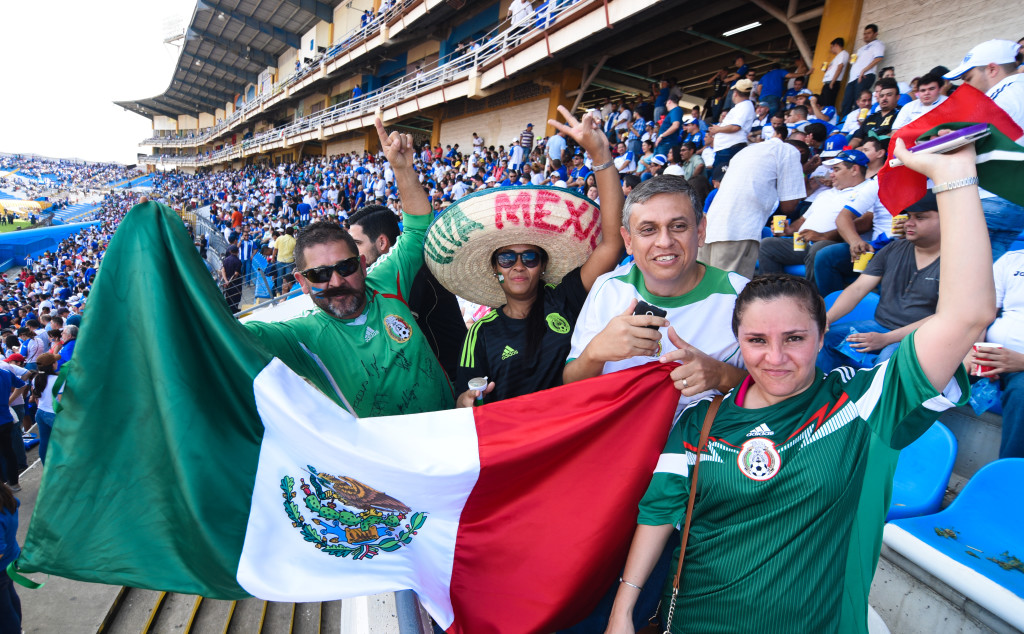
[245,120,454,417]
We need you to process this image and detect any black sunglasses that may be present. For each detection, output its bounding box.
[299,256,360,283]
[495,250,542,269]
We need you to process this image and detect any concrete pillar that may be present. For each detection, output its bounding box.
[545,68,583,138]
[430,115,442,149]
[808,0,863,93]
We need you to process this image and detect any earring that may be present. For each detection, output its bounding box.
[496,273,505,283]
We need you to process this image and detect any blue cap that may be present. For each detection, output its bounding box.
[823,149,868,167]
[651,154,667,166]
[821,106,836,120]
[820,134,847,158]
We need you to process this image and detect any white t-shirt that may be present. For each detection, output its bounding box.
[37,373,60,414]
[823,49,850,83]
[800,178,890,239]
[989,249,1024,353]
[568,262,747,418]
[849,39,885,79]
[508,0,531,24]
[714,99,755,150]
[892,95,947,130]
[988,72,1024,133]
[706,140,806,243]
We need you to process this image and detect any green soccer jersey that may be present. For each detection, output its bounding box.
[637,332,968,634]
[246,213,454,417]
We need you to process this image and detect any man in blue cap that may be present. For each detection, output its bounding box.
[758,149,889,283]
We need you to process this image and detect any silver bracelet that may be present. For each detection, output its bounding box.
[591,159,616,172]
[931,176,979,195]
[619,576,643,591]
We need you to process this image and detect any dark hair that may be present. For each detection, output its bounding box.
[862,137,887,156]
[294,222,357,270]
[773,125,789,140]
[0,481,14,512]
[682,141,697,153]
[347,205,400,247]
[621,173,641,190]
[804,122,828,143]
[831,37,845,48]
[623,175,702,229]
[865,24,878,33]
[880,66,895,76]
[790,105,809,119]
[732,274,827,337]
[875,77,899,94]
[490,247,550,359]
[785,139,810,164]
[917,73,943,88]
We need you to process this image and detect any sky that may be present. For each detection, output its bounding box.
[1,0,198,165]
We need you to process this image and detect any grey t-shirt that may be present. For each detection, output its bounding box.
[867,239,940,331]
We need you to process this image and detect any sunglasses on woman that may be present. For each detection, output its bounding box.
[299,256,360,283]
[495,250,542,269]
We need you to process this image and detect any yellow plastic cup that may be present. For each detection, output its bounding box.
[793,235,806,252]
[891,214,908,237]
[772,215,786,235]
[853,252,874,272]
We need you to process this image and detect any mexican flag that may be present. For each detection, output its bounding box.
[16,202,682,632]
[878,83,1024,213]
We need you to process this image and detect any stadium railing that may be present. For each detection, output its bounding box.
[141,0,596,168]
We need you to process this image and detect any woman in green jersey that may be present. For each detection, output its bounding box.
[426,106,626,405]
[605,138,994,633]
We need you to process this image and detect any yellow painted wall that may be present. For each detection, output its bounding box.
[808,0,863,93]
[333,0,375,43]
[278,48,298,79]
[407,40,440,64]
[215,108,226,121]
[199,113,215,128]
[153,116,177,131]
[178,115,199,130]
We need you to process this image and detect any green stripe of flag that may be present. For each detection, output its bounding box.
[917,123,1024,207]
[17,202,273,598]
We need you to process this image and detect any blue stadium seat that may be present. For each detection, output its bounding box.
[783,264,805,276]
[823,290,879,325]
[761,226,772,239]
[885,459,1024,630]
[886,422,957,521]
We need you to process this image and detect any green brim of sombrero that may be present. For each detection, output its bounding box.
[424,186,601,307]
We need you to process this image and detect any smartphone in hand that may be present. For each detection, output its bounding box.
[633,301,667,330]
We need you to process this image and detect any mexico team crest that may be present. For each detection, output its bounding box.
[281,465,427,559]
[384,314,412,343]
[737,438,781,481]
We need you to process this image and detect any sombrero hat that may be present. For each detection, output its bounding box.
[424,186,601,307]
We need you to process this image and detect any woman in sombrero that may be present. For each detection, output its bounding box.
[425,106,625,405]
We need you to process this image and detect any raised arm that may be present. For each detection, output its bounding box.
[548,105,625,291]
[375,117,429,216]
[892,138,996,390]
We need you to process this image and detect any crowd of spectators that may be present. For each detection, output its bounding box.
[0,18,1021,634]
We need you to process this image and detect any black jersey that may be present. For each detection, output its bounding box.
[457,267,587,403]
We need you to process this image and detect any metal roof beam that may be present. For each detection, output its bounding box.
[188,27,278,68]
[197,0,302,49]
[120,102,181,119]
[159,93,222,115]
[280,0,333,22]
[189,54,260,84]
[171,77,235,104]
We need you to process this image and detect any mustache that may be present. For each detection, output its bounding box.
[314,286,358,298]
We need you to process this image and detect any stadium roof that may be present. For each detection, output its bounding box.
[116,0,343,119]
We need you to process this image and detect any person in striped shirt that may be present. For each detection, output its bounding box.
[606,141,992,634]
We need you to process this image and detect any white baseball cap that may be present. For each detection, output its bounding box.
[944,40,1022,80]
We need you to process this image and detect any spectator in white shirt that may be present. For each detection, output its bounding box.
[840,24,886,117]
[818,37,849,108]
[701,138,808,278]
[944,39,1024,260]
[892,73,947,130]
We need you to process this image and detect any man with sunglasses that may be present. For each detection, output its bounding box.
[244,119,454,417]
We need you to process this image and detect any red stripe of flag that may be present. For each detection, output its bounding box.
[878,84,1023,214]
[447,362,681,633]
